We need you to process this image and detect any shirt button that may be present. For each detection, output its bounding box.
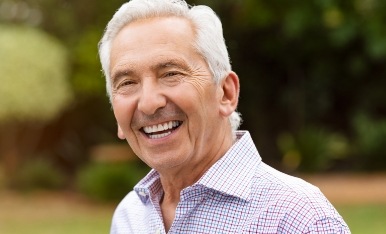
[138,191,147,197]
[155,229,161,234]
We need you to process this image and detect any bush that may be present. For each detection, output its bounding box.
[77,161,149,202]
[12,159,66,191]
[278,127,349,172]
[353,115,386,170]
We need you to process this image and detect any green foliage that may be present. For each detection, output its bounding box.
[0,0,384,172]
[197,0,386,171]
[77,161,149,202]
[71,29,106,96]
[12,158,66,191]
[278,128,349,172]
[353,115,386,170]
[0,24,72,122]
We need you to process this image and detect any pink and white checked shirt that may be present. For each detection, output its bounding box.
[111,131,350,233]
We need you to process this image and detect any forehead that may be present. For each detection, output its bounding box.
[120,16,195,36]
[109,16,199,73]
[111,16,196,55]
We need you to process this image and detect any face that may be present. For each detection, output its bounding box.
[109,17,235,173]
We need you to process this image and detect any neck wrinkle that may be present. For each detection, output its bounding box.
[159,127,234,204]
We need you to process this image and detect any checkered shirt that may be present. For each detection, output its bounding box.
[110,131,350,234]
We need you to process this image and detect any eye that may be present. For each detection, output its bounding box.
[161,71,183,86]
[165,71,180,77]
[118,80,136,87]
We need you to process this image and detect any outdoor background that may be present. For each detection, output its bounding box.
[0,0,385,233]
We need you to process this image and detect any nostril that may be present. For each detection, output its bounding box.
[137,90,167,115]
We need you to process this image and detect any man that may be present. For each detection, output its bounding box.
[98,0,350,233]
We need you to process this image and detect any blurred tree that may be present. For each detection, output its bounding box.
[0,0,125,174]
[1,0,385,174]
[36,0,126,172]
[0,24,72,180]
[194,0,386,170]
[353,114,386,171]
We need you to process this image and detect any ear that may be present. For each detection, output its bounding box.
[117,124,125,140]
[219,71,239,117]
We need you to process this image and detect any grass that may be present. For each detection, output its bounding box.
[337,204,386,234]
[0,191,115,234]
[1,215,111,234]
[0,191,385,233]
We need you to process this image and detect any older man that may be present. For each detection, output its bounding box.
[98,0,350,233]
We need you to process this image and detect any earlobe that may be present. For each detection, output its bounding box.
[117,124,125,140]
[219,71,240,117]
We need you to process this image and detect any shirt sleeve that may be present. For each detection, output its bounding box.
[304,217,351,234]
[275,188,351,234]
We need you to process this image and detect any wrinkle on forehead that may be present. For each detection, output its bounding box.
[109,16,197,68]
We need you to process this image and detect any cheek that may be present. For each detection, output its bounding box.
[180,79,216,102]
[184,77,208,96]
[172,83,220,126]
[112,96,136,131]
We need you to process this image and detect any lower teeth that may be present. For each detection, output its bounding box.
[149,131,172,139]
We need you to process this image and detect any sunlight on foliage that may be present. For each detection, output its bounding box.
[277,128,350,172]
[0,24,72,122]
[323,7,344,29]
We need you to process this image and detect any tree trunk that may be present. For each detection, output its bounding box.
[0,123,22,184]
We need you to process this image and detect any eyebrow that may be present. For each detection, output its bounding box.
[151,59,190,71]
[111,59,191,84]
[111,69,134,86]
[111,69,134,84]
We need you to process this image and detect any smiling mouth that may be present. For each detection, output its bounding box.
[141,120,182,139]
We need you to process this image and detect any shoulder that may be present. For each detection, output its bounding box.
[252,162,325,202]
[249,162,350,233]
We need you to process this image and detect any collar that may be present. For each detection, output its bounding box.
[134,131,261,203]
[196,131,261,200]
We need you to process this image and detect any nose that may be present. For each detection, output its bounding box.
[137,79,167,115]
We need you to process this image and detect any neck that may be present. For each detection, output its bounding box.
[158,129,234,231]
[160,129,234,196]
[158,145,231,232]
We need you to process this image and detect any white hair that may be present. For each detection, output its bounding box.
[98,0,242,132]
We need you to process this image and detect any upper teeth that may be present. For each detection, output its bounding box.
[143,121,180,134]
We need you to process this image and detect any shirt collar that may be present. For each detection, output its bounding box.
[134,169,162,204]
[134,131,261,203]
[196,131,261,200]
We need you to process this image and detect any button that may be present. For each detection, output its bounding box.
[155,228,161,234]
[138,191,147,197]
